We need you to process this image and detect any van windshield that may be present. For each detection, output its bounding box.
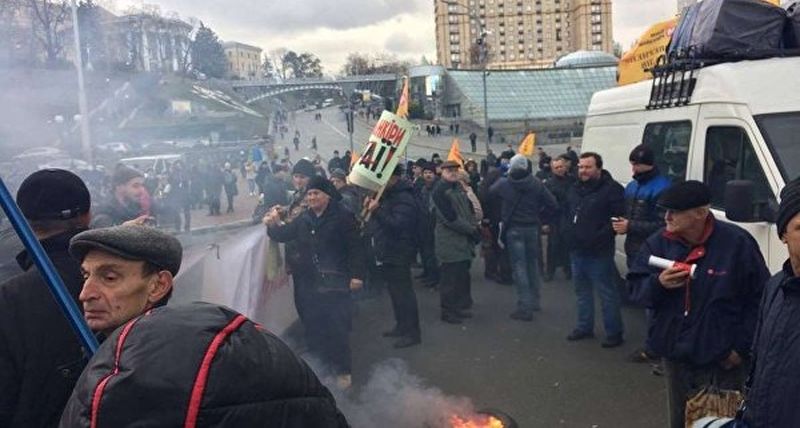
[756,112,800,182]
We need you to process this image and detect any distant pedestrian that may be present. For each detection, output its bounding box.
[469,132,478,153]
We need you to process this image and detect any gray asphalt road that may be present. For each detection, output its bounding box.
[349,262,667,428]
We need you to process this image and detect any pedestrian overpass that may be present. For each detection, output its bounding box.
[227,74,399,104]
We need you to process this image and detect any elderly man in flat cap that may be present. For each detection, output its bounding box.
[69,225,182,336]
[743,177,800,427]
[627,180,769,428]
[0,169,92,428]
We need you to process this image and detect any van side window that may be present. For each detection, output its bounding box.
[703,126,774,215]
[641,121,691,182]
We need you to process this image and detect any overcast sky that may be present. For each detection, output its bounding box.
[113,0,678,74]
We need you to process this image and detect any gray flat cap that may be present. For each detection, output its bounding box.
[69,225,183,276]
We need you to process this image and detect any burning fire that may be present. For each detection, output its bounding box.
[449,414,505,428]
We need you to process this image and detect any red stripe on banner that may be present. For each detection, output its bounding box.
[184,315,248,428]
[90,315,145,428]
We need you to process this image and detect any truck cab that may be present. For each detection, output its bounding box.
[581,57,800,273]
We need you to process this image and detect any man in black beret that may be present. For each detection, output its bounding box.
[744,177,800,427]
[91,165,150,228]
[0,169,92,428]
[69,225,182,336]
[627,180,769,428]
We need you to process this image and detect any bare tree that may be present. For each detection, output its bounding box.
[27,0,70,67]
[269,47,288,80]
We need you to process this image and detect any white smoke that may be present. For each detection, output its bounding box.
[327,359,480,428]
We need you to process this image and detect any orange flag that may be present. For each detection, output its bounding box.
[395,77,410,119]
[350,151,359,168]
[447,138,464,168]
[518,133,536,156]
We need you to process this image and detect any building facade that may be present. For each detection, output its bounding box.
[435,0,613,70]
[223,42,262,80]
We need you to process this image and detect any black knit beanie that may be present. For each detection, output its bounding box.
[778,178,800,238]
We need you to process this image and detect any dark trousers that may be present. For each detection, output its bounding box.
[545,225,570,277]
[663,358,749,428]
[420,239,440,282]
[302,289,353,375]
[208,195,221,215]
[440,261,472,316]
[484,225,511,281]
[379,263,421,339]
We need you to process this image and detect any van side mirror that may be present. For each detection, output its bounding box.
[725,180,756,222]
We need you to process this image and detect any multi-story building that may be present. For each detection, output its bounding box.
[435,0,613,70]
[223,42,262,80]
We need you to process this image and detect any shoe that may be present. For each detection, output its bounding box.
[393,336,421,349]
[509,310,533,321]
[566,329,595,341]
[382,328,403,338]
[335,374,352,390]
[650,361,665,377]
[627,347,657,363]
[454,310,473,319]
[441,314,463,324]
[601,335,625,348]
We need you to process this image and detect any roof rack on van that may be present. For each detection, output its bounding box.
[646,51,713,110]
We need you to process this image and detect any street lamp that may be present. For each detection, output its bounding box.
[70,0,93,164]
[441,0,491,153]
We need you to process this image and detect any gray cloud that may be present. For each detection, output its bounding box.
[612,0,677,48]
[142,0,428,34]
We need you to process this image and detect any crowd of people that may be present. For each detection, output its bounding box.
[2,134,800,426]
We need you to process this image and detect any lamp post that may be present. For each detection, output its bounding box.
[70,0,93,164]
[442,1,490,153]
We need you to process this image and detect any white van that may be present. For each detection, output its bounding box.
[581,56,800,273]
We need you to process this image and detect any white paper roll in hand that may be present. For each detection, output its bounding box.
[648,255,697,279]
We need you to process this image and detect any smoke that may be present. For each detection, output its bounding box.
[323,359,480,428]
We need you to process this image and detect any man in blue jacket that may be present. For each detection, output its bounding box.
[627,181,768,428]
[612,145,671,365]
[744,178,800,427]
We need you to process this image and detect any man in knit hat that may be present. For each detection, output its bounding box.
[265,175,366,389]
[627,180,769,428]
[92,165,150,228]
[744,177,800,427]
[0,169,92,427]
[490,155,557,321]
[612,144,672,365]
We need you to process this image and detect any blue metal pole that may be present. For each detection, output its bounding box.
[0,177,98,355]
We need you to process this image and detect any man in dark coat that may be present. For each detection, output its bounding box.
[265,176,366,389]
[627,181,768,428]
[564,152,626,348]
[542,155,575,281]
[365,166,422,348]
[0,169,91,428]
[490,155,557,321]
[744,178,800,427]
[418,162,440,287]
[92,165,148,227]
[59,303,349,428]
[611,145,671,364]
[479,167,512,285]
[328,151,345,173]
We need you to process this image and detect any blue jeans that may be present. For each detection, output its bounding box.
[507,226,541,312]
[570,253,624,337]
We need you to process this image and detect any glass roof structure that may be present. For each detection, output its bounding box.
[447,66,618,121]
[554,50,620,69]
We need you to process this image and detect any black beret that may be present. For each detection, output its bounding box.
[777,177,800,238]
[112,165,143,187]
[422,161,436,173]
[17,169,91,220]
[415,158,428,167]
[306,175,341,201]
[657,180,710,211]
[69,225,183,276]
[392,164,405,177]
[629,144,655,166]
[330,168,347,181]
[291,159,316,178]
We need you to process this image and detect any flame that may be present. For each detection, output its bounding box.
[449,414,505,428]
